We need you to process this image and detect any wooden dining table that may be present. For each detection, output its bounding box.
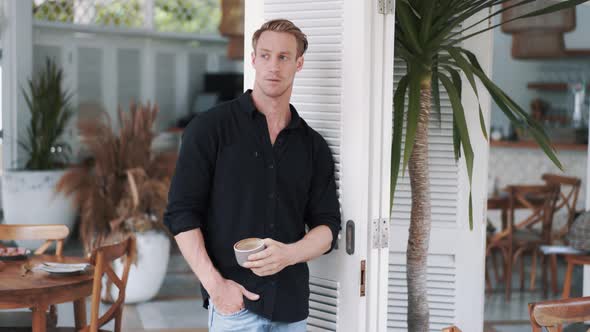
[487,192,546,230]
[0,255,94,332]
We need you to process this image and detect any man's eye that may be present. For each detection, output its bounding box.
[280,56,288,61]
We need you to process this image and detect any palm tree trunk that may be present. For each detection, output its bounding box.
[407,79,432,332]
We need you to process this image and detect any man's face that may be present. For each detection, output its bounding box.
[252,31,304,99]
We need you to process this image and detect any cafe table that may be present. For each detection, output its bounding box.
[0,255,94,332]
[487,191,546,230]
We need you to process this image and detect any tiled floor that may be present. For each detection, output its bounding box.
[484,255,588,332]
[2,239,589,331]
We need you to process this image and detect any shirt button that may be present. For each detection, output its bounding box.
[254,151,260,158]
[269,164,274,169]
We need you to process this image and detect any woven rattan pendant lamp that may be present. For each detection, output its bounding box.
[501,0,576,58]
[219,0,245,60]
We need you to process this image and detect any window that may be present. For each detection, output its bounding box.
[33,0,221,34]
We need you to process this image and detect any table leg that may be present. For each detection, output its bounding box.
[32,304,47,332]
[74,298,87,329]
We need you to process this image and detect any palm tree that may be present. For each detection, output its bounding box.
[392,1,588,330]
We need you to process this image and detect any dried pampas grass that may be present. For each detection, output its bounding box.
[57,103,177,254]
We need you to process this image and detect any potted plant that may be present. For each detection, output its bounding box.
[1,58,76,246]
[56,103,177,303]
[392,1,587,330]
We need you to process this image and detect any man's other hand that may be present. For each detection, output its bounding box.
[210,278,259,315]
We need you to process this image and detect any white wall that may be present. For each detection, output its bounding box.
[491,5,590,136]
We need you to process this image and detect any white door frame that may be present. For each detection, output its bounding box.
[367,1,397,332]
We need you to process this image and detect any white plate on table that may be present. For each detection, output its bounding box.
[34,262,92,276]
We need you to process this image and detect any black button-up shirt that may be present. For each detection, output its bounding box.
[164,90,341,323]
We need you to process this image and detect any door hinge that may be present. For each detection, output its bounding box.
[378,0,393,15]
[360,260,366,297]
[372,218,390,249]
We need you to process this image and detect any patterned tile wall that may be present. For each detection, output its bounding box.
[487,146,587,230]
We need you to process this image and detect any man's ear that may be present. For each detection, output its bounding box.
[251,51,256,66]
[296,56,304,72]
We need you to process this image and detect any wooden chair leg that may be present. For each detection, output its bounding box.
[513,247,526,292]
[530,251,537,291]
[550,254,558,295]
[47,304,58,328]
[485,259,492,292]
[562,260,574,299]
[492,250,502,283]
[541,254,549,297]
[505,251,513,302]
[114,306,123,332]
[520,252,526,291]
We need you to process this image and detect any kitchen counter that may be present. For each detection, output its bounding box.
[490,140,587,151]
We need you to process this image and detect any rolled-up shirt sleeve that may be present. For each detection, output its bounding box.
[304,136,342,254]
[164,115,216,235]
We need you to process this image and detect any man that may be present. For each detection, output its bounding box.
[164,19,341,332]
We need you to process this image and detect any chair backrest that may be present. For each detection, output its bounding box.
[529,296,590,332]
[87,236,136,332]
[542,173,582,242]
[506,184,560,242]
[442,326,462,332]
[0,224,69,256]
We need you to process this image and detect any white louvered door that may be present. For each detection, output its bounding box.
[384,9,492,332]
[244,1,389,331]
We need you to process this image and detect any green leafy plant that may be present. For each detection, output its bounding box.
[392,1,587,330]
[21,58,73,170]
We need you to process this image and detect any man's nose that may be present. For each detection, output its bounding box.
[270,58,280,72]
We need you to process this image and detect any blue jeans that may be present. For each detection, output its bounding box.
[208,303,307,332]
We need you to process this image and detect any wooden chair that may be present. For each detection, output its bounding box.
[541,174,582,295]
[0,224,69,256]
[486,221,504,292]
[529,296,590,332]
[56,236,136,332]
[0,224,69,327]
[486,184,560,300]
[542,174,582,243]
[442,326,462,332]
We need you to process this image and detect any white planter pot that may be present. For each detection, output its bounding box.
[104,230,170,304]
[1,169,76,248]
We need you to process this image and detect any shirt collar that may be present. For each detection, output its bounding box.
[238,90,257,117]
[238,89,303,129]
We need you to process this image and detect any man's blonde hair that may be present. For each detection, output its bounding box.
[252,19,308,57]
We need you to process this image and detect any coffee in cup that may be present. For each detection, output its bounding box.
[234,238,266,267]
